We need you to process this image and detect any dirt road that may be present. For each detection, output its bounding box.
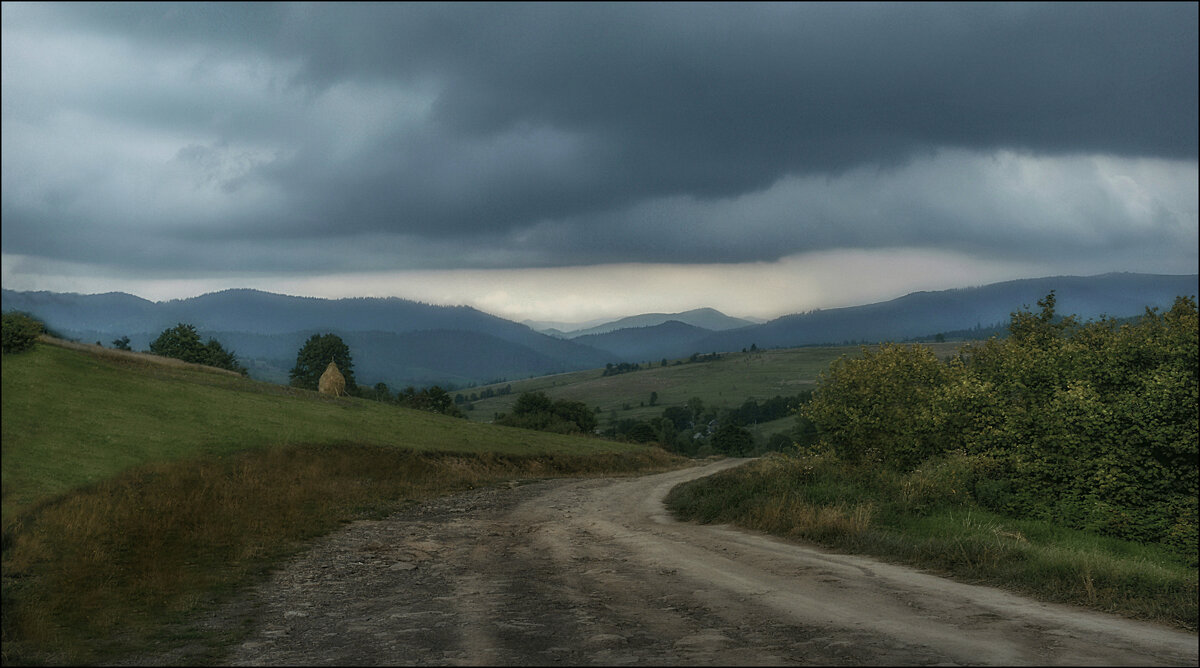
[227,458,1197,666]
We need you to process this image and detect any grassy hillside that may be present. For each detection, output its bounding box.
[2,339,646,519]
[461,342,963,425]
[1,338,676,665]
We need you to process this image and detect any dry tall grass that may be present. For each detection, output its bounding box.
[746,496,877,542]
[1,444,682,665]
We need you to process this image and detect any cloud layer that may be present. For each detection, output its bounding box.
[2,3,1196,315]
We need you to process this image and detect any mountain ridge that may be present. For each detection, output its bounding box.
[4,272,1195,386]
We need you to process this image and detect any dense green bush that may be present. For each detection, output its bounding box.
[497,391,599,434]
[802,342,951,469]
[802,293,1199,559]
[1,312,45,354]
[393,385,465,418]
[711,423,755,456]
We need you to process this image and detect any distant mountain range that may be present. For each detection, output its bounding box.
[4,272,1195,388]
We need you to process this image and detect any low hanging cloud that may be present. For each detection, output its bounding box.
[1,2,1197,284]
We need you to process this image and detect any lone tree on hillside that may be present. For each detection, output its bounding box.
[290,333,356,392]
[150,323,205,361]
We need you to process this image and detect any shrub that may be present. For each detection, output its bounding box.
[1,312,45,354]
[896,452,987,514]
[711,423,754,455]
[802,343,950,469]
[149,323,247,375]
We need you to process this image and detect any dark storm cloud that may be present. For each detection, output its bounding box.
[261,2,1199,238]
[2,2,1197,274]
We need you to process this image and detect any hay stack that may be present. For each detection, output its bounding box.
[318,360,347,396]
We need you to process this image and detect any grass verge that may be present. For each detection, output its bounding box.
[665,452,1198,631]
[2,444,684,665]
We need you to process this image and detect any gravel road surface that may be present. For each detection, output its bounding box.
[224,458,1198,666]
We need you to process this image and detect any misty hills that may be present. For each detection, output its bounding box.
[3,272,1196,388]
[534,308,759,338]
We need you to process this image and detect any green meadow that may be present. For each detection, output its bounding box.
[461,342,963,424]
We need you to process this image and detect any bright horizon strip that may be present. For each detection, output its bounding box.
[0,248,1175,324]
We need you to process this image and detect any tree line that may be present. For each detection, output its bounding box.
[454,384,513,405]
[495,386,816,458]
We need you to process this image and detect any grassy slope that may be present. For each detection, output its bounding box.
[1,340,643,520]
[462,342,964,424]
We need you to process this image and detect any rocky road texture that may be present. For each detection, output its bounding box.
[227,458,1198,666]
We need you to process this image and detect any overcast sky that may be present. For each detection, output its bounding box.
[2,2,1197,322]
